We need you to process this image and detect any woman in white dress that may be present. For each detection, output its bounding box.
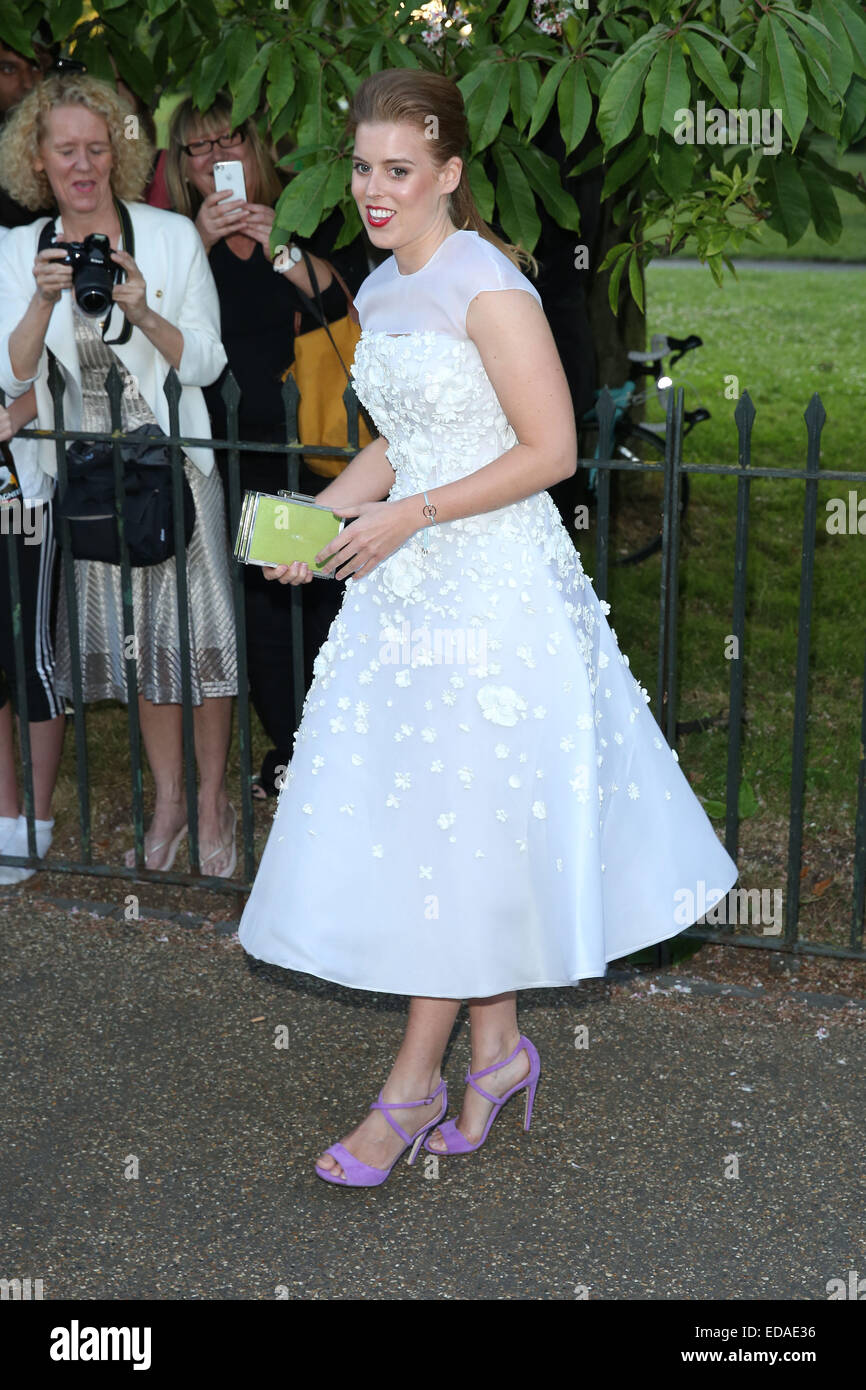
[238,70,739,1186]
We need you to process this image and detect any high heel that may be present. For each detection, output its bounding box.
[423,1034,540,1156]
[315,1078,448,1188]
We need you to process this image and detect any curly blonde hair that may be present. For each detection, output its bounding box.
[0,73,154,211]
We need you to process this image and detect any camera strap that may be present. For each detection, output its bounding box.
[36,197,134,346]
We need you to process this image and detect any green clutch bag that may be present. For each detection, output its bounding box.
[233,490,345,579]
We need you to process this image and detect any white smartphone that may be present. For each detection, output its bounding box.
[213,160,247,204]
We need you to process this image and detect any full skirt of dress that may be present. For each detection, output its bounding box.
[238,486,738,998]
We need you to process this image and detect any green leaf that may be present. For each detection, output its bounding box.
[841,73,866,147]
[566,145,604,179]
[654,129,695,198]
[765,15,808,146]
[761,152,811,244]
[596,240,630,274]
[500,0,529,42]
[776,11,838,94]
[528,56,570,139]
[68,36,115,82]
[110,43,156,100]
[267,44,296,115]
[836,0,866,78]
[799,164,842,243]
[231,45,271,130]
[193,47,228,113]
[48,0,84,41]
[805,71,842,138]
[491,145,541,251]
[627,249,644,313]
[557,62,592,154]
[469,63,512,151]
[738,782,758,819]
[0,4,35,55]
[273,162,338,238]
[332,198,363,252]
[809,146,864,196]
[225,26,257,87]
[384,36,420,69]
[811,1,854,92]
[685,22,757,70]
[597,42,658,148]
[295,43,328,149]
[642,40,690,138]
[601,133,650,200]
[331,57,361,98]
[502,130,581,229]
[684,30,738,109]
[606,247,628,316]
[467,156,496,222]
[510,58,539,133]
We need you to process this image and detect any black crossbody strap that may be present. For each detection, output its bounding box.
[102,199,133,346]
[293,248,353,382]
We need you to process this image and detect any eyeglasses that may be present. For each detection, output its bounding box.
[182,131,245,157]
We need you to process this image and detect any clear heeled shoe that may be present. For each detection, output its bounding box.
[315,1078,448,1188]
[423,1034,540,1156]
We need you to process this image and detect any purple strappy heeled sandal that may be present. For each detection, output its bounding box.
[423,1034,540,1156]
[315,1078,448,1187]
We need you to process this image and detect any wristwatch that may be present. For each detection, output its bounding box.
[273,242,303,273]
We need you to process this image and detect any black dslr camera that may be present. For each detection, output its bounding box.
[53,233,120,317]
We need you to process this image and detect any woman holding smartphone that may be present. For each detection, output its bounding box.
[237,69,739,1187]
[166,93,357,800]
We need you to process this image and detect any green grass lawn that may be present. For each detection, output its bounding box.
[576,262,865,950]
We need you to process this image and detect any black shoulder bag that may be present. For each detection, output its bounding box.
[40,200,195,567]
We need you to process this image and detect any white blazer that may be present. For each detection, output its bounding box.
[0,200,227,476]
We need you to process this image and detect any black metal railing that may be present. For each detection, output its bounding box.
[1,371,864,961]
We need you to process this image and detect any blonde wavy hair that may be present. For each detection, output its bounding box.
[0,73,154,211]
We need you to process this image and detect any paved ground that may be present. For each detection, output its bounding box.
[1,883,864,1301]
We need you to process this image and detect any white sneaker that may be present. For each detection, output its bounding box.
[0,817,19,853]
[0,815,54,885]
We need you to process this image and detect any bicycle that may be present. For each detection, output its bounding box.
[578,332,711,566]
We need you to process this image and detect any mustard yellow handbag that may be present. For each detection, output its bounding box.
[281,251,375,479]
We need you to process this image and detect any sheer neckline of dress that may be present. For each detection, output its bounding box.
[392,228,471,279]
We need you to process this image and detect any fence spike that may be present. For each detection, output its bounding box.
[220,369,241,412]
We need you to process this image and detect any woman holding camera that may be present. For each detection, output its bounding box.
[165,93,365,800]
[0,73,239,876]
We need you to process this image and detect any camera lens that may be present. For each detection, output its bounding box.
[72,235,117,318]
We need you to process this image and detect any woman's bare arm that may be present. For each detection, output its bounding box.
[313,433,396,509]
[391,288,576,539]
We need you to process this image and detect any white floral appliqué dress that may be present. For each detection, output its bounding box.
[238,230,738,998]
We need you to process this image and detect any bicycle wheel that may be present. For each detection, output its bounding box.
[580,424,690,566]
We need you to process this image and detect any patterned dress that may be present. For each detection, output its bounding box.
[54,308,237,705]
